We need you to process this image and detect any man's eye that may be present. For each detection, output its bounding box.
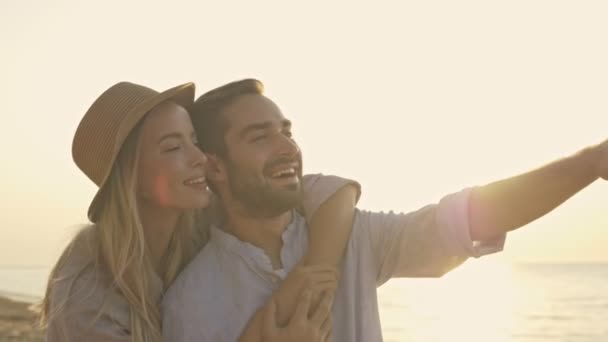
[164,146,181,152]
[252,135,267,142]
[284,131,293,138]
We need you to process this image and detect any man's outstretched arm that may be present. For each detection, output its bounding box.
[469,140,607,241]
[360,140,608,283]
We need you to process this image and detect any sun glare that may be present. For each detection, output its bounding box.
[379,257,523,341]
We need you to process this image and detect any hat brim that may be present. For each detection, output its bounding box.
[87,82,195,222]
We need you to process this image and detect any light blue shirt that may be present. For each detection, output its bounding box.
[162,188,505,341]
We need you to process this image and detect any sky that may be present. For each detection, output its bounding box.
[1,0,607,267]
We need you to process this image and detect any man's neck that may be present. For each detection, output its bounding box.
[223,203,293,270]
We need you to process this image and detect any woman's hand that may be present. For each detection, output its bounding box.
[273,264,338,326]
[237,265,337,342]
[262,289,334,342]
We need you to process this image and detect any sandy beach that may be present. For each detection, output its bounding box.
[0,296,43,342]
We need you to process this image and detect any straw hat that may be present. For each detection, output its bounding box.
[72,81,195,222]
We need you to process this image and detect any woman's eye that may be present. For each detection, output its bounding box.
[164,146,181,152]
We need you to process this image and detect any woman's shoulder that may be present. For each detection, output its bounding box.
[52,225,105,288]
[48,225,130,333]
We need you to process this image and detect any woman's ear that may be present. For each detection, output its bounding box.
[205,154,227,182]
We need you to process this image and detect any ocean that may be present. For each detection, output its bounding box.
[1,260,607,341]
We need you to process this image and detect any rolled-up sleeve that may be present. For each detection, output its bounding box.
[437,188,506,258]
[358,188,506,286]
[299,173,361,222]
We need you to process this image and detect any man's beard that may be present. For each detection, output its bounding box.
[226,159,303,217]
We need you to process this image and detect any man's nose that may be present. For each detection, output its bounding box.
[277,134,300,157]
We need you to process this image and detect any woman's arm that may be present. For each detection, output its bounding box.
[303,182,359,266]
[44,272,132,342]
[237,174,360,340]
[275,175,359,325]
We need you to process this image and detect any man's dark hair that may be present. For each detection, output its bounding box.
[189,79,265,158]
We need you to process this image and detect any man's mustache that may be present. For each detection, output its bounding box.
[264,155,302,174]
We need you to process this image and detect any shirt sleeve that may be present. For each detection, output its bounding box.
[46,314,131,342]
[45,270,132,342]
[299,173,361,222]
[356,188,506,286]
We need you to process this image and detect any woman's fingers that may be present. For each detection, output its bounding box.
[307,272,339,285]
[262,299,279,336]
[300,271,338,292]
[310,291,334,326]
[309,280,338,293]
[298,267,338,280]
[293,289,313,321]
[324,328,333,342]
[320,315,332,341]
[296,265,339,281]
[298,264,339,274]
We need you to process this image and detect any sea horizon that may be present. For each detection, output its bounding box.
[2,261,607,340]
[1,261,607,301]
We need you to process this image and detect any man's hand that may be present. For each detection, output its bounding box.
[469,139,606,240]
[595,139,608,180]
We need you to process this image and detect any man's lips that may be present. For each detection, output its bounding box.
[268,163,299,178]
[270,167,297,178]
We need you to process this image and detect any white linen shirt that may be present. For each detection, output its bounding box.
[162,184,506,342]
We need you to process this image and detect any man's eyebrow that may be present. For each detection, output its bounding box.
[239,119,292,139]
[239,122,273,139]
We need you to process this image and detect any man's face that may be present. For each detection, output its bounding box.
[218,93,303,216]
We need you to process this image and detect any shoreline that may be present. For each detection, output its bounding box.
[0,292,40,305]
[0,296,44,341]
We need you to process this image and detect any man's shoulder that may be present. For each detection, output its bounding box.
[164,243,219,304]
[161,240,251,341]
[347,208,414,249]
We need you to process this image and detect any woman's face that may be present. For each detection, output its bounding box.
[137,101,211,211]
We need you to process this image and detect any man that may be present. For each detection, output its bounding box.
[162,78,607,341]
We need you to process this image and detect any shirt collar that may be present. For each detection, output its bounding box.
[209,210,304,274]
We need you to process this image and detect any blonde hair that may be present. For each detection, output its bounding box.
[39,121,208,342]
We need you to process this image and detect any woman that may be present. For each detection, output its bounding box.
[39,81,359,342]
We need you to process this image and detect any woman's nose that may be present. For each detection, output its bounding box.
[191,144,208,167]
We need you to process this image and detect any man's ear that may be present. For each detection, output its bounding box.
[206,154,227,182]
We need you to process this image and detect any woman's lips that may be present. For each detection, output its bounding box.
[184,176,207,190]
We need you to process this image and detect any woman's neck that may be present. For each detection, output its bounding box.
[138,202,180,275]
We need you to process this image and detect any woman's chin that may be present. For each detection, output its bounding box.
[193,192,212,209]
